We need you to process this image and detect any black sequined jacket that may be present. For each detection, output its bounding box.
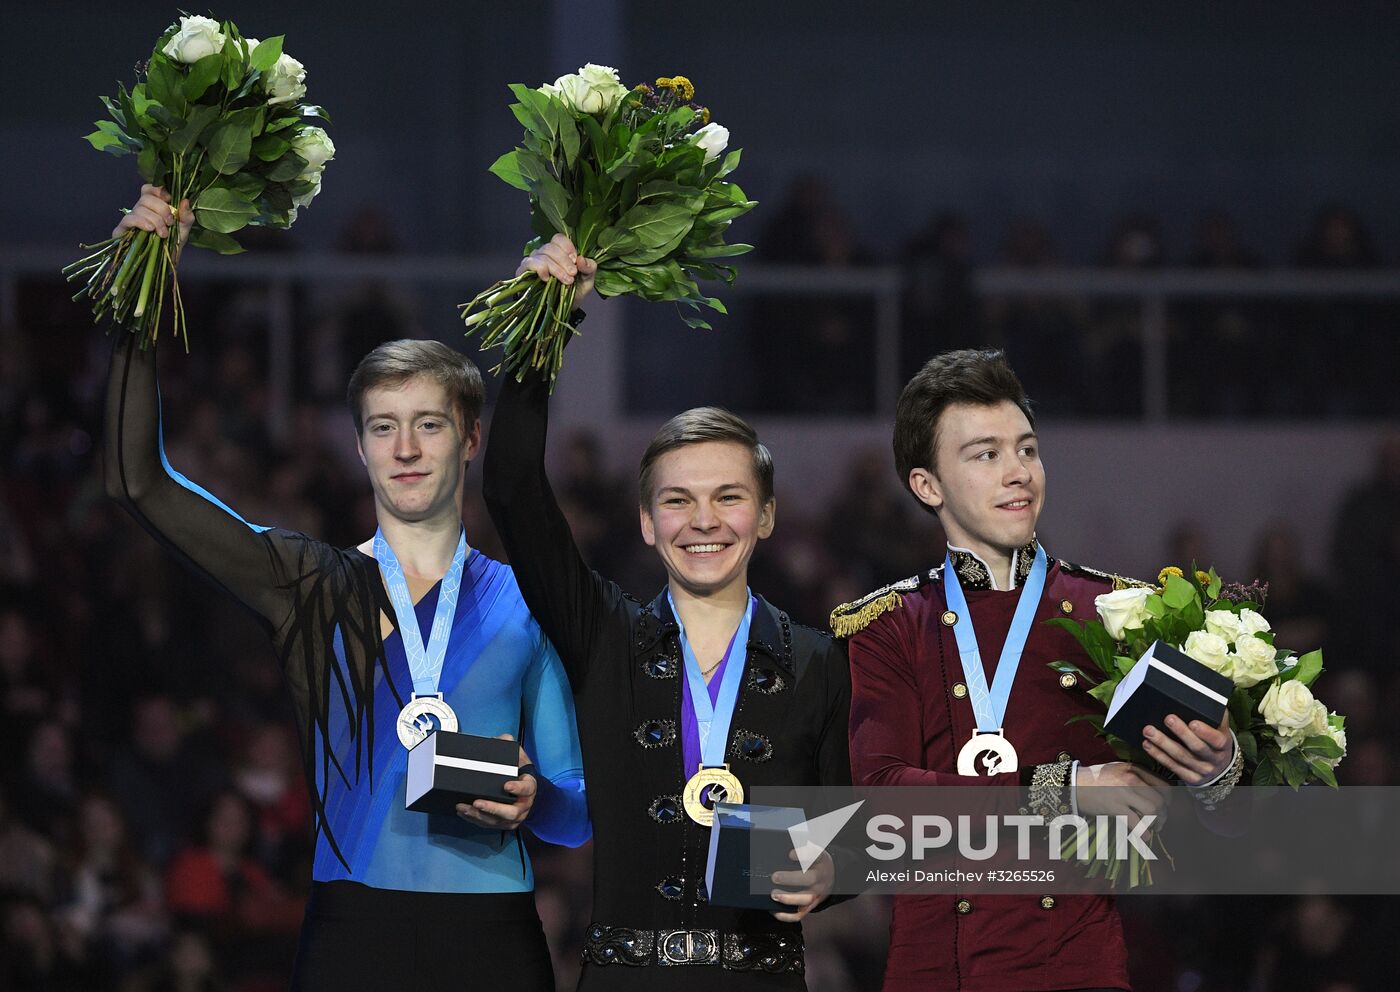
[483,370,851,989]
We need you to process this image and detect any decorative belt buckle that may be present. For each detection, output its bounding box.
[658,928,718,965]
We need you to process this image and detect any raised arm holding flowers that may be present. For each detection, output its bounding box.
[65,14,332,349]
[462,65,756,386]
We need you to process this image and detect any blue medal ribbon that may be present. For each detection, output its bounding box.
[669,590,754,768]
[943,544,1048,733]
[373,529,468,695]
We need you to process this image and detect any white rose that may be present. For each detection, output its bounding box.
[264,53,307,106]
[1229,634,1279,688]
[1237,608,1271,637]
[292,128,335,172]
[1325,723,1348,769]
[162,15,225,64]
[1259,679,1318,736]
[539,81,561,99]
[1183,630,1232,677]
[553,63,627,115]
[691,122,730,164]
[1203,609,1244,645]
[1094,587,1150,641]
[292,175,322,209]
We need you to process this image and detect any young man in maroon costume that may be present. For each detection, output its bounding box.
[831,350,1241,992]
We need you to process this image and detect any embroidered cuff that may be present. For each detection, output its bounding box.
[1027,760,1073,819]
[1188,730,1243,810]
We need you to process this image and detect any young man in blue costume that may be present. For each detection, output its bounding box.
[104,186,590,990]
[483,236,852,989]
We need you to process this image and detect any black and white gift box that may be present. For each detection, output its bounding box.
[405,730,519,814]
[705,802,807,910]
[1104,639,1233,748]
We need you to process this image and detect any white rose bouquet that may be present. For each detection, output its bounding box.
[461,69,755,385]
[1049,566,1345,888]
[64,14,332,349]
[1051,566,1346,786]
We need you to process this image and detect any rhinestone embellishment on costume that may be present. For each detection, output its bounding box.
[648,795,682,824]
[634,719,676,749]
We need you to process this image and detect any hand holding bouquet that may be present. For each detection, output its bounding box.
[65,14,333,349]
[461,66,756,385]
[1050,566,1347,886]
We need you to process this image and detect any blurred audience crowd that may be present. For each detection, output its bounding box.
[1,189,1397,990]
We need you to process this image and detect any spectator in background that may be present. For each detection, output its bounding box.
[106,696,230,868]
[0,783,56,904]
[1088,212,1168,415]
[144,928,226,992]
[0,892,92,991]
[164,792,302,938]
[232,725,310,885]
[984,218,1090,414]
[753,175,877,411]
[1293,205,1391,415]
[10,722,80,843]
[1330,434,1400,672]
[1179,210,1265,415]
[1251,895,1385,992]
[53,793,165,979]
[1250,520,1330,650]
[901,211,979,380]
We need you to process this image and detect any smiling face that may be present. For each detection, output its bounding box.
[639,441,775,599]
[355,375,480,526]
[908,400,1044,564]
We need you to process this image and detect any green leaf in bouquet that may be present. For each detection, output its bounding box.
[1206,568,1222,600]
[1253,757,1281,786]
[1144,593,1166,619]
[219,173,267,200]
[264,151,309,182]
[1283,649,1322,686]
[679,312,712,330]
[146,104,186,133]
[1161,574,1197,611]
[194,187,258,233]
[559,112,582,169]
[1302,734,1344,759]
[1281,751,1307,789]
[207,121,252,174]
[253,134,291,161]
[220,39,247,92]
[1049,659,1098,684]
[1113,654,1138,677]
[1306,758,1338,788]
[681,241,753,260]
[85,129,129,155]
[619,223,697,266]
[285,177,317,199]
[534,175,572,238]
[595,224,640,258]
[615,203,695,250]
[575,204,610,256]
[251,35,284,73]
[508,84,554,138]
[259,183,294,212]
[188,227,245,254]
[713,148,742,180]
[592,268,637,298]
[488,151,532,192]
[136,143,162,184]
[299,105,332,123]
[94,119,139,149]
[1228,688,1255,730]
[1237,729,1258,767]
[183,53,225,103]
[266,116,300,133]
[144,53,187,116]
[580,113,610,160]
[170,104,219,154]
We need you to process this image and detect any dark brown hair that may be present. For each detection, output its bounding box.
[638,407,774,506]
[347,339,484,434]
[893,349,1034,509]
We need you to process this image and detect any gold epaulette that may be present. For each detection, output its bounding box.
[829,572,930,638]
[1058,560,1154,591]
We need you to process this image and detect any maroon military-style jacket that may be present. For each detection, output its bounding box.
[835,544,1136,992]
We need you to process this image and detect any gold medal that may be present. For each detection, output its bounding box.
[956,731,1019,776]
[682,764,744,826]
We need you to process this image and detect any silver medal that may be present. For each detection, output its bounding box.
[956,731,1019,776]
[397,693,459,748]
